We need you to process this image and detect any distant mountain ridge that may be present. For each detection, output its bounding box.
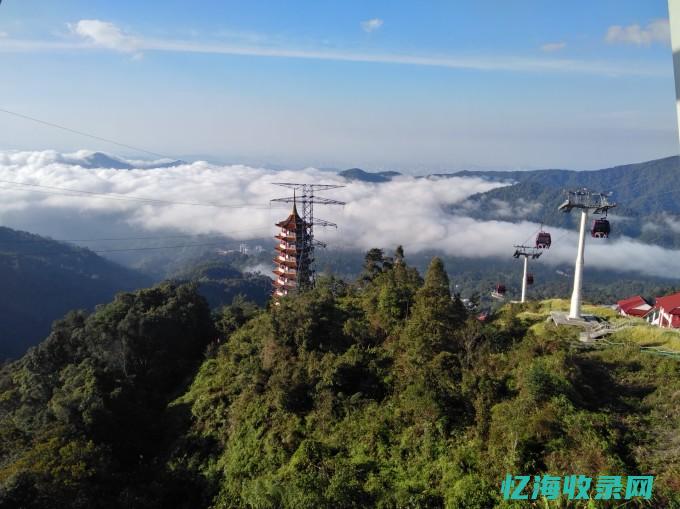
[338,156,680,248]
[338,168,402,182]
[0,227,151,360]
[64,151,187,170]
[450,155,679,191]
[170,258,272,308]
[439,156,680,249]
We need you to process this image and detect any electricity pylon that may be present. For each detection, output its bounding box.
[271,183,345,288]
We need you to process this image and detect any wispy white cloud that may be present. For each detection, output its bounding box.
[0,19,667,77]
[540,41,566,53]
[605,19,670,46]
[489,198,542,218]
[361,18,384,33]
[69,19,143,58]
[1,149,680,280]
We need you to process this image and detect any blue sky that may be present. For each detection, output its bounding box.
[0,0,677,171]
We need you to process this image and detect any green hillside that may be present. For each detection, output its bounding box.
[0,228,274,361]
[170,259,272,308]
[447,156,680,248]
[0,248,678,508]
[315,249,680,307]
[0,227,151,360]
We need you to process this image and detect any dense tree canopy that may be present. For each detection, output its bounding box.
[0,283,214,509]
[0,250,679,508]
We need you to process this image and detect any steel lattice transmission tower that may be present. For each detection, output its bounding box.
[512,245,542,303]
[558,189,616,319]
[271,183,345,293]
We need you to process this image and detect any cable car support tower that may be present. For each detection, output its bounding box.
[512,245,542,303]
[558,189,616,319]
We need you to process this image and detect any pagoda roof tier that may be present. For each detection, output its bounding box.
[275,202,306,231]
[274,244,299,254]
[275,233,298,242]
[274,259,298,268]
[272,269,297,278]
[273,265,297,273]
[273,280,297,289]
[277,226,300,234]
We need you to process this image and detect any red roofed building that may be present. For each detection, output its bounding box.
[616,295,652,318]
[646,291,680,329]
[272,200,311,300]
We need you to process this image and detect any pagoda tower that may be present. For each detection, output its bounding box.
[272,198,312,299]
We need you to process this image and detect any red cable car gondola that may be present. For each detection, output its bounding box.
[591,218,611,238]
[491,283,506,299]
[535,231,551,249]
[526,273,534,285]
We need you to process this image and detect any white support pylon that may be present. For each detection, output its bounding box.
[512,245,541,303]
[669,0,680,144]
[569,209,588,319]
[521,256,528,303]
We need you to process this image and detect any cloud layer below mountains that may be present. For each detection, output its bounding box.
[1,149,679,280]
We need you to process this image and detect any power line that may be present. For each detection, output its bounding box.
[91,238,271,254]
[0,236,273,257]
[271,183,345,294]
[0,226,274,244]
[0,180,276,210]
[0,107,172,160]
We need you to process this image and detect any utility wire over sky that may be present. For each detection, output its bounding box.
[1,0,676,171]
[0,107,172,160]
[0,107,326,259]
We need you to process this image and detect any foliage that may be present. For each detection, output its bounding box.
[0,226,151,360]
[1,249,679,508]
[171,259,272,308]
[0,283,214,509]
[450,155,680,249]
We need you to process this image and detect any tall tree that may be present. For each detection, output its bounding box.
[402,258,465,359]
[361,248,385,281]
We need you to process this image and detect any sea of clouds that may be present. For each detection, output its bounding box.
[1,149,679,279]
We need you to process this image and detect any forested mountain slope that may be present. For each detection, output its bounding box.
[0,227,151,360]
[170,258,272,308]
[345,156,680,248]
[0,249,678,508]
[448,156,680,248]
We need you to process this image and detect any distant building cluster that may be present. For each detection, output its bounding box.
[617,292,680,329]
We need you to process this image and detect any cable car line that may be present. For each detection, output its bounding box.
[0,107,173,160]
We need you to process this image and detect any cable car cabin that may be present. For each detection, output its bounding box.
[526,273,534,285]
[591,219,611,238]
[535,231,551,249]
[491,284,506,299]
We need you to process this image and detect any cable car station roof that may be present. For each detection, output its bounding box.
[558,188,616,214]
